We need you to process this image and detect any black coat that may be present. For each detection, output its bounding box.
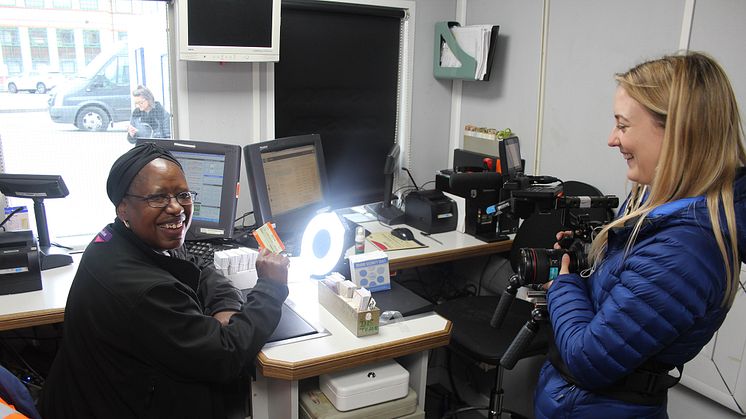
[40,219,288,418]
[127,101,171,143]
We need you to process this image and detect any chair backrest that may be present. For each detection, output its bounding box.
[0,364,40,419]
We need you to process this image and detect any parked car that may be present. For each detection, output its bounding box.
[7,71,66,94]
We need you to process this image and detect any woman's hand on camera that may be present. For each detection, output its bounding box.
[554,231,574,249]
[256,248,289,286]
[542,254,572,291]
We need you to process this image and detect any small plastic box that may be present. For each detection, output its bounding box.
[319,359,409,411]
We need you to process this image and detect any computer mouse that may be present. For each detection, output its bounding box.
[391,227,415,241]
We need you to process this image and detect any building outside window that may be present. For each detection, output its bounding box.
[0,1,171,240]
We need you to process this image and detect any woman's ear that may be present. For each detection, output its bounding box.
[116,201,129,227]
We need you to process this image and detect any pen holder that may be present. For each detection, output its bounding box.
[318,282,380,337]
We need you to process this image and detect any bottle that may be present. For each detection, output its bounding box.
[355,226,365,254]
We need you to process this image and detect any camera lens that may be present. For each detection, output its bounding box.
[519,248,582,285]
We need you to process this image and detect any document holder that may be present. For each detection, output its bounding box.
[433,21,499,81]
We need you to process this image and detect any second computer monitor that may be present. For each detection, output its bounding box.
[136,138,242,241]
[243,134,329,239]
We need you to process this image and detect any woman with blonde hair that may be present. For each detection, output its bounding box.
[535,52,746,418]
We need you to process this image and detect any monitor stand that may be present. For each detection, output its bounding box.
[364,202,405,225]
[39,245,73,271]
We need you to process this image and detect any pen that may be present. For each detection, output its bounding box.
[420,231,443,245]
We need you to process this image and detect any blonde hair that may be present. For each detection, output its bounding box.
[590,52,746,306]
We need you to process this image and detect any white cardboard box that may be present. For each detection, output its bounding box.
[347,251,390,292]
[319,359,409,411]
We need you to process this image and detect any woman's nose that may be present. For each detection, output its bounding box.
[164,199,184,214]
[608,129,620,147]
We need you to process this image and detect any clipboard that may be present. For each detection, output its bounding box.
[367,231,427,251]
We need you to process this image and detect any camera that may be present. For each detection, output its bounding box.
[516,195,618,285]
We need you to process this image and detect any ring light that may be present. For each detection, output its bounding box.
[300,212,346,277]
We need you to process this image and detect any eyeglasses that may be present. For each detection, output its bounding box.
[125,191,198,208]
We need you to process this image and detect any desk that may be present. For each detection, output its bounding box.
[0,228,510,418]
[252,263,451,418]
[360,220,512,271]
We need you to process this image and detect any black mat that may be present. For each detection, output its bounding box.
[372,281,434,317]
[241,289,318,343]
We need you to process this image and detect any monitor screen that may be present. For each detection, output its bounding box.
[499,136,523,179]
[136,139,241,240]
[177,0,280,62]
[243,134,329,238]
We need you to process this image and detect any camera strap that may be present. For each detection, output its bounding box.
[547,342,682,405]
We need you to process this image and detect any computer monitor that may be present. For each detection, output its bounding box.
[364,142,405,225]
[136,139,241,241]
[243,134,329,240]
[499,136,523,179]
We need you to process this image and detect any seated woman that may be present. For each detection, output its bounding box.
[41,143,290,418]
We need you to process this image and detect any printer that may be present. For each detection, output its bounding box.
[404,189,457,234]
[0,230,42,295]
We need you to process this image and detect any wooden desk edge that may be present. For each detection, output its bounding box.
[256,320,452,381]
[390,239,512,271]
[0,309,64,331]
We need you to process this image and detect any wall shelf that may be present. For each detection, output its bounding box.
[433,21,499,81]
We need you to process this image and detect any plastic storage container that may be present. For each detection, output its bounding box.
[319,360,410,411]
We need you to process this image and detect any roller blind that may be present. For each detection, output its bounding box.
[275,0,403,208]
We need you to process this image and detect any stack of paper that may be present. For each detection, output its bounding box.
[440,24,494,80]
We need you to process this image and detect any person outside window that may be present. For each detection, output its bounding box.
[126,85,172,144]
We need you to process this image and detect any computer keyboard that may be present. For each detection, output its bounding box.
[185,240,237,268]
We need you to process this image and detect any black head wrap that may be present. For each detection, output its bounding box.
[106,142,182,206]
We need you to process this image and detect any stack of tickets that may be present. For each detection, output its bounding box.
[214,247,258,276]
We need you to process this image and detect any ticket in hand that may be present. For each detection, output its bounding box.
[252,222,286,254]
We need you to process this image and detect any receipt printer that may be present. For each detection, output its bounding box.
[0,230,42,295]
[404,189,457,234]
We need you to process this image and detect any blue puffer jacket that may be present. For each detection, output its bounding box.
[535,171,746,419]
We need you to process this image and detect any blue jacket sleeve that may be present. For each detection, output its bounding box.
[547,231,719,388]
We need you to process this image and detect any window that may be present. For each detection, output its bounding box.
[0,1,171,240]
[0,0,18,6]
[56,29,76,74]
[24,0,44,7]
[82,30,101,64]
[52,0,70,8]
[79,0,97,10]
[28,28,50,69]
[0,27,22,74]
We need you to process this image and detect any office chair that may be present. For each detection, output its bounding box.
[435,180,612,419]
[0,364,41,419]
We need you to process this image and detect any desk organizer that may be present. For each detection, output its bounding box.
[318,281,380,337]
[433,21,499,81]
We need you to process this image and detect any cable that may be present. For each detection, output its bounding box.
[0,206,24,231]
[401,167,419,189]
